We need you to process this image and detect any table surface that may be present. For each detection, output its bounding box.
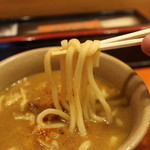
[0,0,150,20]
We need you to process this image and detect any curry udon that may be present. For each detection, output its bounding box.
[0,39,132,150]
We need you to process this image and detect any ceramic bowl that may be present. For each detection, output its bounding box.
[0,48,150,150]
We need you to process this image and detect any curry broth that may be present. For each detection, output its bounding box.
[0,72,132,150]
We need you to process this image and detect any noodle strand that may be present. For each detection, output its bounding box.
[37,39,113,135]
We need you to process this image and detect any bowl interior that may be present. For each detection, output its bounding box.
[0,48,150,150]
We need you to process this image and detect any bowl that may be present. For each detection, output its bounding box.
[0,47,150,150]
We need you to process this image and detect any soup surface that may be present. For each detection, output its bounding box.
[0,72,132,150]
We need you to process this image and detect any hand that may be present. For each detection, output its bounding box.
[141,34,150,56]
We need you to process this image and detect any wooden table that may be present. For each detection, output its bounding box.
[0,0,150,19]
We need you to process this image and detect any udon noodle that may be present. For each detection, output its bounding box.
[37,39,112,136]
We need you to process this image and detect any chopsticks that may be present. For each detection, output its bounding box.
[52,28,150,57]
[100,38,143,51]
[100,28,150,44]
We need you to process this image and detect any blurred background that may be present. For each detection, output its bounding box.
[0,0,150,19]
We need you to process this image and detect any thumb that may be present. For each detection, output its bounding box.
[141,34,150,56]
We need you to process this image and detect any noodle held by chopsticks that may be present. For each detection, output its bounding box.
[37,39,113,136]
